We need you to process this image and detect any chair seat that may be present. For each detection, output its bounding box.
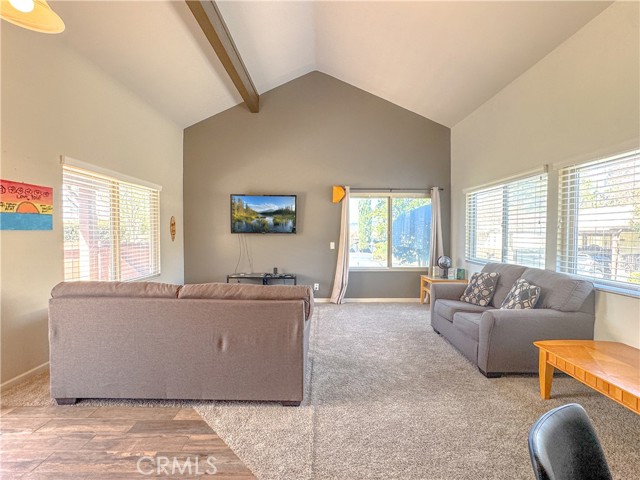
[434,299,491,323]
[453,312,482,341]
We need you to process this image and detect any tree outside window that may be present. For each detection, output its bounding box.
[348,194,431,269]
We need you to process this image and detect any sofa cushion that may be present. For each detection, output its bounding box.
[51,281,180,299]
[453,312,482,341]
[179,283,314,320]
[435,299,492,322]
[500,279,541,310]
[461,272,499,306]
[481,263,528,307]
[520,269,593,312]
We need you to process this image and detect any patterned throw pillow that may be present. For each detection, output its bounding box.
[500,279,541,309]
[460,272,500,306]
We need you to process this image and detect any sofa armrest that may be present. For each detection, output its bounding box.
[478,309,595,374]
[429,283,468,314]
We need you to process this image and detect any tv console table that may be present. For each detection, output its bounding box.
[227,273,297,286]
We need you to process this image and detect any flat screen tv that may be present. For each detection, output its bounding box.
[231,194,297,234]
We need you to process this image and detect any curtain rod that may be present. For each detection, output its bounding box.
[350,187,444,192]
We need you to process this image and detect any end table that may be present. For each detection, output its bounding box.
[420,275,467,304]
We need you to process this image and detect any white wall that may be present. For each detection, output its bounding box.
[451,2,640,347]
[0,24,185,385]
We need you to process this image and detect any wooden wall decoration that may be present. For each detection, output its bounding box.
[170,216,176,242]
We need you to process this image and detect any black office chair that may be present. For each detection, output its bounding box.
[528,403,613,480]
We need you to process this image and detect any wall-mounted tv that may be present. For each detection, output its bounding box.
[231,194,296,234]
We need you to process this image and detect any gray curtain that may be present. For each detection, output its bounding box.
[330,186,350,304]
[429,187,444,267]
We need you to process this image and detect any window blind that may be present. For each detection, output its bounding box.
[557,150,640,291]
[466,185,503,263]
[466,173,547,268]
[62,165,160,281]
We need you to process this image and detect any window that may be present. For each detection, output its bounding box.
[348,193,431,269]
[557,150,640,291]
[62,162,161,281]
[466,173,547,268]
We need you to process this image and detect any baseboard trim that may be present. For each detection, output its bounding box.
[314,298,420,303]
[344,298,420,303]
[0,362,50,394]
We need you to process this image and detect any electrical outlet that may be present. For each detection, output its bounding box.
[313,283,320,291]
[330,242,335,250]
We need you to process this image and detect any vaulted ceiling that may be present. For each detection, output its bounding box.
[50,1,612,129]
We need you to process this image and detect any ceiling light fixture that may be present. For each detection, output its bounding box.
[9,0,34,13]
[0,0,65,34]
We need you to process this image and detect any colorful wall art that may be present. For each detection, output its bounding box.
[0,180,53,230]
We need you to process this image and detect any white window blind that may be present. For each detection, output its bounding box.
[62,165,161,281]
[466,186,503,263]
[466,173,547,268]
[557,150,640,291]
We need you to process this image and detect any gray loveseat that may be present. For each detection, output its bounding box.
[430,263,595,377]
[49,281,313,406]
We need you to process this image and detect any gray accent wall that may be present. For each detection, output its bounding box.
[184,72,450,298]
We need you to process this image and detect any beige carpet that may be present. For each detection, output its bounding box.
[2,303,639,479]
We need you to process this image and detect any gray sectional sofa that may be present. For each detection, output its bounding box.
[49,281,313,406]
[430,263,595,377]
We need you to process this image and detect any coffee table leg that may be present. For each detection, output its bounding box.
[538,350,554,399]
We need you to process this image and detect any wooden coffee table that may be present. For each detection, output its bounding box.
[535,340,640,415]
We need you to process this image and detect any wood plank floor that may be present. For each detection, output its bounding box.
[0,406,256,479]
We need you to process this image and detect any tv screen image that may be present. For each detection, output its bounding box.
[231,195,296,234]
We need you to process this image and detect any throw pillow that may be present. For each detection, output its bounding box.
[460,272,500,306]
[500,278,541,309]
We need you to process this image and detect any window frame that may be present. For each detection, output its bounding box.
[556,149,640,295]
[348,191,431,271]
[61,157,162,282]
[465,172,548,268]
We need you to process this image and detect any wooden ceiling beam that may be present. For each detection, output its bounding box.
[186,0,259,113]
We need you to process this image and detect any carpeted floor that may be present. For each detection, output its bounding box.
[2,303,639,479]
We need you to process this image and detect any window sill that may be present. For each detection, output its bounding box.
[125,272,162,282]
[465,258,489,266]
[348,267,430,273]
[464,261,640,299]
[591,283,640,299]
[565,273,640,299]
